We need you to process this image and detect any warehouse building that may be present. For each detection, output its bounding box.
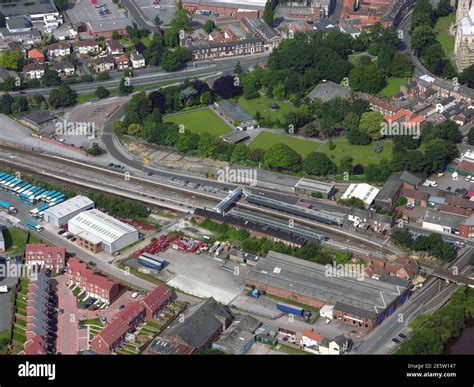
[68,209,139,254]
[182,0,274,18]
[43,195,95,227]
[341,183,380,207]
[245,251,410,331]
[294,178,336,199]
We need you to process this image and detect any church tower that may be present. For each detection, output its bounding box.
[457,0,472,22]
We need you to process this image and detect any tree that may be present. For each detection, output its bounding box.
[347,128,372,145]
[234,60,243,75]
[0,50,25,71]
[264,143,302,172]
[95,86,110,99]
[390,53,413,77]
[349,63,386,93]
[242,74,259,99]
[161,47,189,71]
[213,75,242,99]
[42,68,61,87]
[54,0,69,11]
[96,71,112,81]
[203,20,215,34]
[359,111,384,140]
[249,148,265,162]
[263,0,274,26]
[459,64,474,88]
[303,152,337,176]
[377,44,395,74]
[86,143,103,156]
[48,85,77,108]
[176,131,200,152]
[411,25,437,56]
[231,143,250,163]
[468,127,474,146]
[119,77,133,95]
[436,0,453,17]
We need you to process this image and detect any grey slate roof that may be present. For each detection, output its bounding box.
[164,297,233,350]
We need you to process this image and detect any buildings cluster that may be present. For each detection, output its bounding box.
[42,195,140,255]
[90,284,175,354]
[20,273,51,355]
[454,0,474,71]
[245,250,410,331]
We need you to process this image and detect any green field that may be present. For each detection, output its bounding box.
[164,108,231,136]
[237,96,298,125]
[378,78,407,97]
[435,13,456,56]
[320,138,394,165]
[249,132,320,158]
[3,228,28,256]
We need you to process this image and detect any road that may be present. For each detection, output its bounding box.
[352,247,472,354]
[8,54,270,98]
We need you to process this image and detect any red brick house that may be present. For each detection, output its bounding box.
[140,283,175,320]
[459,215,474,238]
[66,257,120,305]
[90,284,175,354]
[25,243,66,273]
[28,48,45,64]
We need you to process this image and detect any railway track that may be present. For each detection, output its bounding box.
[0,143,401,255]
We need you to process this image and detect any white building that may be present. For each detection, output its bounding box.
[68,209,139,254]
[43,195,95,227]
[341,183,380,208]
[0,225,5,253]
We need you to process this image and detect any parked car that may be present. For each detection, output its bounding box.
[57,229,66,235]
[399,333,407,339]
[404,204,414,210]
[447,186,452,191]
[392,338,401,344]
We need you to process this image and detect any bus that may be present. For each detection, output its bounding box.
[44,191,61,202]
[16,184,33,195]
[48,194,66,205]
[1,176,16,188]
[13,182,29,194]
[25,220,44,232]
[46,192,64,204]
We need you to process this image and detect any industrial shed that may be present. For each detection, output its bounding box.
[43,195,95,227]
[68,209,139,254]
[245,251,409,331]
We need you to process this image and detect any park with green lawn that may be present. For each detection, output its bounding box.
[237,96,298,126]
[249,132,321,158]
[378,78,407,97]
[164,108,231,136]
[250,131,393,165]
[434,12,456,57]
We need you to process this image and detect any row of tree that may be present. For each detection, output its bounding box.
[410,0,457,78]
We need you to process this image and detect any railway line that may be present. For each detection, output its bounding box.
[0,143,401,255]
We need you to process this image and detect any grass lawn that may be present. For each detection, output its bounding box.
[249,132,320,158]
[164,108,231,136]
[237,96,298,125]
[27,232,42,244]
[434,13,456,57]
[3,227,28,256]
[378,78,407,98]
[319,138,394,165]
[277,343,311,355]
[81,318,103,327]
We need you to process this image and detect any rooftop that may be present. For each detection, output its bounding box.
[246,251,408,320]
[294,178,335,194]
[68,209,137,244]
[43,195,94,219]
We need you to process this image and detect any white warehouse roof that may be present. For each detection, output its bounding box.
[43,195,94,219]
[68,209,137,244]
[341,183,380,206]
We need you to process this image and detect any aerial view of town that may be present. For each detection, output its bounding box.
[0,0,472,383]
